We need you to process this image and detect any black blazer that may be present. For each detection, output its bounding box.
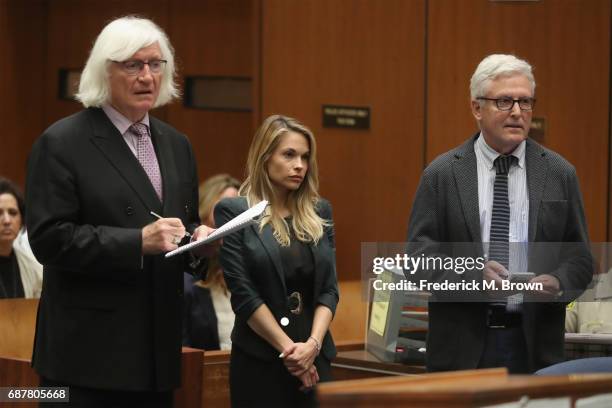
[215,197,338,361]
[407,135,593,372]
[26,108,201,391]
[182,272,220,351]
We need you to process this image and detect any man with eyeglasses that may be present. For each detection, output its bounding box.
[26,16,213,407]
[406,54,592,373]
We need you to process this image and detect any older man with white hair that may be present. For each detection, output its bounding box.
[26,16,212,407]
[406,54,593,373]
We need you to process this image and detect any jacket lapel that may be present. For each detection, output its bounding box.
[254,224,287,294]
[453,135,482,242]
[88,108,163,213]
[525,139,548,242]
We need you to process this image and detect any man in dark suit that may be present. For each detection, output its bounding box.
[26,16,212,407]
[406,54,593,373]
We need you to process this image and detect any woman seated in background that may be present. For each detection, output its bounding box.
[0,177,42,299]
[183,174,240,350]
[215,115,338,408]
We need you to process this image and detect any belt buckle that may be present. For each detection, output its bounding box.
[288,291,303,315]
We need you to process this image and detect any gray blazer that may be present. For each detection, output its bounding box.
[215,196,338,361]
[407,134,593,372]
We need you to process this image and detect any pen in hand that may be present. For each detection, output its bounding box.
[149,211,192,240]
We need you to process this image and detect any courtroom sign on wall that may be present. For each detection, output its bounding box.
[322,105,370,130]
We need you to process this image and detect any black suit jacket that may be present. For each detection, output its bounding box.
[214,197,338,361]
[26,108,201,391]
[406,134,593,372]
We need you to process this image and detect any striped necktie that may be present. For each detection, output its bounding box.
[488,154,517,269]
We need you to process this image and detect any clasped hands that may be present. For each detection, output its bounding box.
[142,217,215,256]
[280,338,320,390]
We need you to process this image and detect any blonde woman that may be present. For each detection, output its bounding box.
[183,174,240,350]
[215,115,338,407]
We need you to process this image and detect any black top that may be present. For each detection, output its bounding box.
[0,251,25,298]
[279,220,315,341]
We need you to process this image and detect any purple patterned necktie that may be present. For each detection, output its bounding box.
[130,123,163,201]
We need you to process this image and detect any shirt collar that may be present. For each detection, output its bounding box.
[101,104,150,135]
[476,132,526,170]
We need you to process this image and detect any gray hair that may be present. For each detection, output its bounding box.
[470,54,535,100]
[76,16,179,108]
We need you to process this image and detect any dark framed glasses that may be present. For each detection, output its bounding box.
[476,97,536,111]
[112,59,167,75]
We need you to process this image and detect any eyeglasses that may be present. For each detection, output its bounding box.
[476,97,536,111]
[112,59,167,75]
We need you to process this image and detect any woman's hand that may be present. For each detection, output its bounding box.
[298,365,319,391]
[281,339,318,375]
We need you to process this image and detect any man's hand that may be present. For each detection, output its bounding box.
[483,260,508,290]
[142,218,186,254]
[281,340,318,376]
[529,274,561,299]
[482,260,522,299]
[189,225,216,257]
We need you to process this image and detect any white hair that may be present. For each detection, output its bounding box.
[470,54,535,100]
[76,16,179,108]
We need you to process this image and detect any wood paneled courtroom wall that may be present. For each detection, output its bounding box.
[1,0,611,300]
[259,0,427,281]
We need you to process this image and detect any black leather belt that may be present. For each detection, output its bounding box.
[486,304,522,329]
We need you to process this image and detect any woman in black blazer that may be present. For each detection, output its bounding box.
[215,115,338,408]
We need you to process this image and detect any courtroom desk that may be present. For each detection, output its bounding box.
[332,349,425,380]
[0,348,203,408]
[317,367,612,408]
[565,332,612,359]
[0,357,38,408]
[0,298,38,360]
[202,350,231,408]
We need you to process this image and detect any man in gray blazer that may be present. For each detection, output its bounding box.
[406,54,593,373]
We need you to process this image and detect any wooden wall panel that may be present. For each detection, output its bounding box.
[427,0,611,241]
[260,0,426,280]
[167,0,254,184]
[0,0,46,187]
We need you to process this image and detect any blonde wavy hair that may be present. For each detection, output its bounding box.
[198,174,241,226]
[196,174,241,293]
[240,115,328,246]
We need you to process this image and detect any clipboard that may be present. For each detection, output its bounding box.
[165,200,268,258]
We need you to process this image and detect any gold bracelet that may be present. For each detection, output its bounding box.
[308,336,321,354]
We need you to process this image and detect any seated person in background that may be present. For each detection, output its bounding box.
[0,177,42,298]
[566,271,612,334]
[183,174,240,350]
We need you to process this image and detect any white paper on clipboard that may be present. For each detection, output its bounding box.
[165,200,268,258]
